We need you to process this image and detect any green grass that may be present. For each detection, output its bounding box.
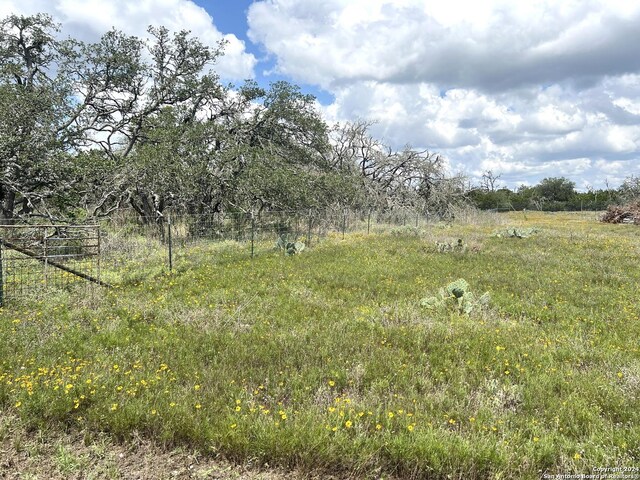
[1,212,639,478]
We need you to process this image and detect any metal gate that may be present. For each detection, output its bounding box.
[0,225,106,306]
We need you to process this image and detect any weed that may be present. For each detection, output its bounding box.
[55,445,85,474]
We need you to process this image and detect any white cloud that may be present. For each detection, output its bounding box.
[613,97,640,116]
[3,0,256,81]
[249,0,640,189]
[248,0,640,91]
[526,105,585,134]
[319,78,640,189]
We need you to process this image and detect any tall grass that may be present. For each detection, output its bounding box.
[1,212,638,478]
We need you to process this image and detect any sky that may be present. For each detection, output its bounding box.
[2,0,640,190]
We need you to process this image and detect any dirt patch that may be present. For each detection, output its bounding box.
[0,416,339,480]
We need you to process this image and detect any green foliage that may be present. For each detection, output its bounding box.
[420,278,490,315]
[275,235,306,255]
[0,14,71,221]
[1,14,463,221]
[535,177,576,202]
[468,176,629,213]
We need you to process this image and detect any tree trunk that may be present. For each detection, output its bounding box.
[0,189,16,225]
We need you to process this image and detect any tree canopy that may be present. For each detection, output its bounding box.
[1,14,466,223]
[2,13,638,224]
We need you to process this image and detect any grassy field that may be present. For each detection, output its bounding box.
[1,211,639,479]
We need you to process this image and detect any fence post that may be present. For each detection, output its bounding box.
[415,212,419,228]
[97,225,102,288]
[0,240,3,307]
[251,213,255,258]
[367,209,372,235]
[167,215,173,273]
[43,229,48,288]
[342,209,347,239]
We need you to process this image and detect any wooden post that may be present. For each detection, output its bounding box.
[97,225,102,288]
[251,213,255,258]
[342,210,347,239]
[367,209,372,235]
[43,229,48,288]
[167,215,173,273]
[306,212,312,248]
[0,240,4,307]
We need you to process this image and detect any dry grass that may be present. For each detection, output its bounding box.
[0,414,343,480]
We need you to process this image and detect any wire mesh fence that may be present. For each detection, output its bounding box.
[99,207,429,271]
[0,207,429,305]
[0,225,103,305]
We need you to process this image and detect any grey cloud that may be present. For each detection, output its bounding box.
[323,77,640,189]
[383,11,640,92]
[249,1,640,93]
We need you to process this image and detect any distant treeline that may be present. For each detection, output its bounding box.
[467,175,640,212]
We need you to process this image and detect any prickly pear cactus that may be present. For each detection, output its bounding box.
[420,295,444,309]
[446,278,469,298]
[420,278,490,315]
[435,239,466,253]
[276,234,306,255]
[494,228,540,238]
[276,235,287,250]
